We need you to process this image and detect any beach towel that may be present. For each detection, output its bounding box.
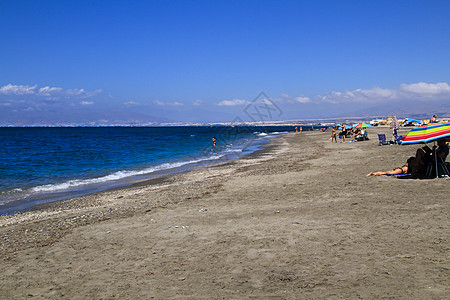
[381,173,411,177]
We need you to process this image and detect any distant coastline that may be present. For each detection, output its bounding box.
[2,113,449,128]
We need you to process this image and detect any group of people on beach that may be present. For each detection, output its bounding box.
[330,124,366,143]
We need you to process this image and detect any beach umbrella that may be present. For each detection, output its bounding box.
[401,122,450,144]
[390,117,400,130]
[354,122,372,129]
[401,122,450,178]
[403,118,423,126]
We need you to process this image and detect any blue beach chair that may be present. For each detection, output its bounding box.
[393,133,403,144]
[377,134,390,146]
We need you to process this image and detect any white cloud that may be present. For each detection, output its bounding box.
[153,100,184,106]
[320,87,395,103]
[80,101,94,105]
[68,88,102,99]
[38,86,63,96]
[124,101,140,106]
[319,82,450,104]
[294,96,311,103]
[0,84,37,95]
[192,99,203,106]
[0,84,102,100]
[217,99,250,106]
[398,82,450,96]
[67,88,86,96]
[275,82,450,107]
[278,93,311,104]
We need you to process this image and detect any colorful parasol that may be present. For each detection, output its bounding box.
[389,116,400,130]
[403,118,423,126]
[401,122,450,144]
[354,122,372,129]
[401,122,450,178]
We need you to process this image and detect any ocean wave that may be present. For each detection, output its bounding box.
[30,155,224,194]
[0,188,24,197]
[269,131,288,135]
[224,148,242,153]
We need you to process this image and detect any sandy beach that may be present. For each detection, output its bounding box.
[1,126,449,299]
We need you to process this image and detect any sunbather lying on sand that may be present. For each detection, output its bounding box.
[367,140,448,177]
[366,157,415,176]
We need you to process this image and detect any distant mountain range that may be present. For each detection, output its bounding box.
[1,98,448,126]
[0,108,172,126]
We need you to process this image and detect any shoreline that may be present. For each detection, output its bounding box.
[0,131,279,216]
[1,127,448,299]
[0,133,286,252]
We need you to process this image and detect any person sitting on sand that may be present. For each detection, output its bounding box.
[435,139,449,161]
[416,139,449,163]
[353,128,361,141]
[429,114,437,123]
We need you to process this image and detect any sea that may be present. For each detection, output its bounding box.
[0,126,311,215]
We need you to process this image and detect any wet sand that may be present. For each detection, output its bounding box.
[1,127,449,299]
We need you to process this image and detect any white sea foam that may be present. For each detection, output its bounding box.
[224,148,242,153]
[270,131,287,135]
[30,154,224,194]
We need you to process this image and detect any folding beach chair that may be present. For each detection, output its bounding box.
[425,157,450,178]
[378,134,391,146]
[363,131,369,141]
[440,160,450,177]
[393,133,403,144]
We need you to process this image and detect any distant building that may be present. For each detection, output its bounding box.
[386,116,394,125]
[370,119,387,125]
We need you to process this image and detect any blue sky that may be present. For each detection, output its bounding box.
[1,0,450,124]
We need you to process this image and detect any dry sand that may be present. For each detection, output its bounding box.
[1,127,449,299]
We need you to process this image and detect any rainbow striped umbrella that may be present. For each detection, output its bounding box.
[354,122,372,129]
[401,122,450,144]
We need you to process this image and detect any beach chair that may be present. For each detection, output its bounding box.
[425,157,450,178]
[377,134,391,146]
[440,161,450,177]
[363,131,369,141]
[393,133,403,144]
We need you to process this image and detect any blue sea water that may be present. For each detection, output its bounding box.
[0,126,300,215]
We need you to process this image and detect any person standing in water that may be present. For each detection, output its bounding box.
[212,137,217,147]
